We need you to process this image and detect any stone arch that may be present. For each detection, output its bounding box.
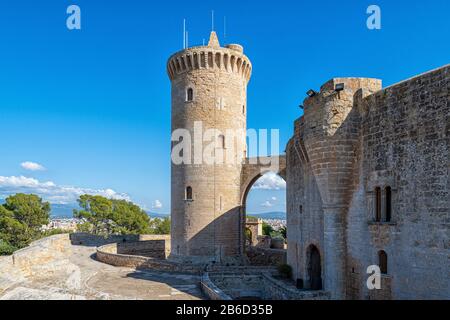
[236,58,242,74]
[186,54,193,69]
[241,61,247,76]
[215,52,221,69]
[180,56,187,71]
[238,156,286,253]
[306,244,323,290]
[200,52,206,68]
[230,55,236,72]
[207,52,213,68]
[223,54,229,71]
[175,59,181,73]
[240,156,286,206]
[193,52,199,69]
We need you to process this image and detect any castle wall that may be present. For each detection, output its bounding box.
[346,65,450,300]
[286,132,324,286]
[287,64,449,300]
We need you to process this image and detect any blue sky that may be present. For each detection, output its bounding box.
[0,0,449,215]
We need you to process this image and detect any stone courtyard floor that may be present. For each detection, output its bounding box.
[0,245,205,300]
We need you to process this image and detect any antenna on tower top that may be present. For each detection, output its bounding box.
[224,16,227,39]
[183,19,186,49]
[211,10,215,31]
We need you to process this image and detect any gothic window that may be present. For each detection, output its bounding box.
[375,187,382,222]
[185,186,193,201]
[243,105,246,115]
[378,250,388,274]
[186,88,194,102]
[385,186,392,222]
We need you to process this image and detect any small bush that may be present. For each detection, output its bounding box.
[0,240,17,256]
[277,264,293,279]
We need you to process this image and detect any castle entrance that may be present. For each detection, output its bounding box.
[307,245,322,290]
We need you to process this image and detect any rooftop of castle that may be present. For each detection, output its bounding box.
[167,31,252,81]
[168,32,245,61]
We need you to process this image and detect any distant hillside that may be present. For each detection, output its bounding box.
[50,203,79,218]
[247,212,286,220]
[148,212,170,219]
[49,203,170,219]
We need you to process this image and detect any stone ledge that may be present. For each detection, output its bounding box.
[200,273,232,300]
[96,242,203,275]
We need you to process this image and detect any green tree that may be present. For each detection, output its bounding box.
[0,239,17,256]
[74,195,113,235]
[73,195,151,236]
[111,200,152,235]
[0,194,50,253]
[3,193,50,236]
[0,211,30,249]
[280,226,287,239]
[262,222,274,236]
[151,218,171,235]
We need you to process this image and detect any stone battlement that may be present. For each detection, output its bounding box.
[167,32,252,82]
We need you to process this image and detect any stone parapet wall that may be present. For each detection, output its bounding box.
[207,271,330,300]
[260,273,330,300]
[0,234,72,294]
[200,273,232,300]
[69,233,170,247]
[96,242,202,275]
[245,247,287,266]
[97,240,168,260]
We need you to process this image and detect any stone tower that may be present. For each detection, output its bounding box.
[167,32,252,264]
[300,78,382,298]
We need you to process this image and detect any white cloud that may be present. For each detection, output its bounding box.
[261,200,273,208]
[253,172,286,190]
[152,200,163,210]
[0,175,130,205]
[21,161,46,171]
[271,197,277,201]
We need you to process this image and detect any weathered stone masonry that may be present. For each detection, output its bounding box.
[167,32,285,264]
[286,65,450,300]
[167,30,448,299]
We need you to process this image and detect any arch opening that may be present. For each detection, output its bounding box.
[241,172,286,251]
[306,244,323,290]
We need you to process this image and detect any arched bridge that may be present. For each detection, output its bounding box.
[240,155,286,205]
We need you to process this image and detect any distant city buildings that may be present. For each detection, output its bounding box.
[42,218,81,232]
[263,219,286,231]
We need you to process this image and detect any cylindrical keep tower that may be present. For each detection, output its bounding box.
[167,32,252,264]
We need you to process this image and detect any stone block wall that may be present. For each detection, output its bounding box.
[96,241,203,275]
[346,65,450,300]
[0,234,72,294]
[200,273,233,300]
[286,64,449,300]
[207,272,330,300]
[245,247,287,266]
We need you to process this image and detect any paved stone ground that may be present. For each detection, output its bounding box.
[0,245,205,300]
